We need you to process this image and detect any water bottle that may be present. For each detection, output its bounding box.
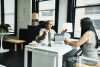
[48,30,51,47]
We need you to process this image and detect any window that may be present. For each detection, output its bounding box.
[38,0,56,25]
[85,7,100,14]
[0,0,17,35]
[93,20,100,30]
[4,0,15,32]
[74,0,100,39]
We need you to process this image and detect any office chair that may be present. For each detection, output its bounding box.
[75,56,100,67]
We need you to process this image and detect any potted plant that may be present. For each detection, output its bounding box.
[0,23,11,33]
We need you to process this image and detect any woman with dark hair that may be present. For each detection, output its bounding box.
[64,17,99,66]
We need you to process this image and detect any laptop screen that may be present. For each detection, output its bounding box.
[54,34,64,41]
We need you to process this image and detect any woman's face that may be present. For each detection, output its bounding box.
[45,22,52,30]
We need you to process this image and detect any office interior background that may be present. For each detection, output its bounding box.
[0,0,100,67]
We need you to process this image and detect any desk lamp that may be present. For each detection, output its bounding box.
[32,13,39,26]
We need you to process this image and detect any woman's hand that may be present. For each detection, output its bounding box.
[64,38,69,44]
[42,31,47,37]
[61,29,67,34]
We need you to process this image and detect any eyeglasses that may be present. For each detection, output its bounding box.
[47,23,52,26]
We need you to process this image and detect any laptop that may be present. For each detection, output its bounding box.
[54,34,65,44]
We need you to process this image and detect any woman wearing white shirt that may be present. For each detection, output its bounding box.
[37,21,56,44]
[37,21,70,46]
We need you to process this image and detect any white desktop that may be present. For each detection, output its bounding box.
[24,40,79,67]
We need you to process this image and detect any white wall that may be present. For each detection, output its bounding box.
[58,0,68,33]
[17,0,32,39]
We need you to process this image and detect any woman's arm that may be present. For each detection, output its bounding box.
[64,31,91,47]
[37,29,46,42]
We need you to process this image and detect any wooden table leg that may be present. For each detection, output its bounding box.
[21,43,23,50]
[15,43,17,51]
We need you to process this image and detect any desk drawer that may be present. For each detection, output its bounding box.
[32,49,57,67]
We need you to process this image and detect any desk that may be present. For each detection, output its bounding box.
[24,43,74,67]
[0,33,13,53]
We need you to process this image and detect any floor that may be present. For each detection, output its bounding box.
[0,48,32,67]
